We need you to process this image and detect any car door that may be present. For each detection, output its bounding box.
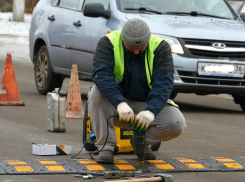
[47,0,81,69]
[70,0,110,79]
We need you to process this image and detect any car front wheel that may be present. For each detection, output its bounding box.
[35,45,63,95]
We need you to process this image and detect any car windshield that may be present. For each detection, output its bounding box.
[117,0,236,19]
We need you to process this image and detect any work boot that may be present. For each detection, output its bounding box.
[97,150,114,164]
[130,137,156,160]
[144,145,156,160]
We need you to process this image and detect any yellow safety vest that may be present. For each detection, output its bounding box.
[106,29,178,108]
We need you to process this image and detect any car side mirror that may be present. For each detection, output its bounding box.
[84,3,110,19]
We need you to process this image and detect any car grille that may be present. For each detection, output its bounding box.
[182,38,245,59]
[188,49,245,58]
[178,71,245,86]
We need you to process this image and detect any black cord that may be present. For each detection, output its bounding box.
[71,114,119,160]
[71,140,88,159]
[88,114,118,160]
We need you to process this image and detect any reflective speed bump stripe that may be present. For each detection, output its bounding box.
[177,159,196,163]
[85,165,104,170]
[116,165,135,170]
[14,166,34,172]
[39,161,58,165]
[223,163,243,168]
[155,164,175,169]
[215,158,235,162]
[185,164,205,169]
[78,160,97,164]
[8,161,27,165]
[45,166,65,171]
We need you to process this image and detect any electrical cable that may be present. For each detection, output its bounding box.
[71,140,88,159]
[71,114,119,160]
[88,114,118,160]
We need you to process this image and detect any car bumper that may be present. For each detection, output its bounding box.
[172,54,245,94]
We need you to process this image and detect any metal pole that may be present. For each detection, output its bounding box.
[13,0,25,22]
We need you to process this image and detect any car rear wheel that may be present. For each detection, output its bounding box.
[35,45,63,95]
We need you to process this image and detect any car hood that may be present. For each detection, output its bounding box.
[125,14,245,41]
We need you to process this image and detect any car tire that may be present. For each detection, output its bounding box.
[35,45,63,95]
[169,91,178,100]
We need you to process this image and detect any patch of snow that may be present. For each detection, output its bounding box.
[0,12,32,66]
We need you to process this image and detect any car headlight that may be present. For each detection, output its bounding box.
[154,34,184,55]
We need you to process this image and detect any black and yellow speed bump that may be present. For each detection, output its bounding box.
[1,157,245,174]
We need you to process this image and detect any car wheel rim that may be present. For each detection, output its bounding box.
[36,52,48,88]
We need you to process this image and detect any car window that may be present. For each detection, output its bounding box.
[84,0,110,10]
[59,0,80,10]
[117,0,235,19]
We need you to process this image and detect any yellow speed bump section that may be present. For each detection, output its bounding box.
[8,161,27,165]
[46,166,65,171]
[77,160,97,164]
[147,160,166,163]
[223,163,243,169]
[116,165,136,170]
[185,164,205,169]
[39,161,58,165]
[155,164,175,169]
[85,165,105,171]
[14,166,34,172]
[177,159,196,163]
[215,158,235,162]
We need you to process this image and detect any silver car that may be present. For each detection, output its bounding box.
[29,0,245,111]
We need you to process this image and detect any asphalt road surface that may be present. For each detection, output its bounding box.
[0,61,245,182]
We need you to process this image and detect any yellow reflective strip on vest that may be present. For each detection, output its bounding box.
[106,30,124,81]
[166,99,179,108]
[146,34,163,89]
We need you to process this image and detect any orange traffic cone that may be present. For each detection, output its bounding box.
[0,54,25,106]
[66,64,84,119]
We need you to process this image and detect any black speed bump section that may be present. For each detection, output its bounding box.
[212,157,244,171]
[1,157,245,174]
[0,160,77,174]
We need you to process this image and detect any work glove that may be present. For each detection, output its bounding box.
[117,102,134,124]
[134,110,155,132]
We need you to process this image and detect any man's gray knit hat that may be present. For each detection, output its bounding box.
[121,18,151,47]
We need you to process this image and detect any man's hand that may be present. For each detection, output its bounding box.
[135,110,155,131]
[117,102,134,123]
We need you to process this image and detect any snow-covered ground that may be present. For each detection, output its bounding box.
[0,12,32,66]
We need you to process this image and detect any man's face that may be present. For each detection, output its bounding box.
[124,43,147,55]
